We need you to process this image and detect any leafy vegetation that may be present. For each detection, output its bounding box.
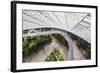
[45,48,64,61]
[53,34,69,49]
[76,38,91,59]
[83,48,91,59]
[23,35,51,57]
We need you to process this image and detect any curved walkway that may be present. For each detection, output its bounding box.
[23,29,86,60]
[23,36,68,62]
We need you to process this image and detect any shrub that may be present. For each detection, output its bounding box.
[53,34,69,49]
[45,48,64,61]
[23,35,51,57]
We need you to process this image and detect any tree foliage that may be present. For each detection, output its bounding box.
[53,34,69,49]
[23,35,51,57]
[45,48,64,61]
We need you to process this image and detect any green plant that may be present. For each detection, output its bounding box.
[53,34,69,49]
[45,48,64,61]
[22,35,51,57]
